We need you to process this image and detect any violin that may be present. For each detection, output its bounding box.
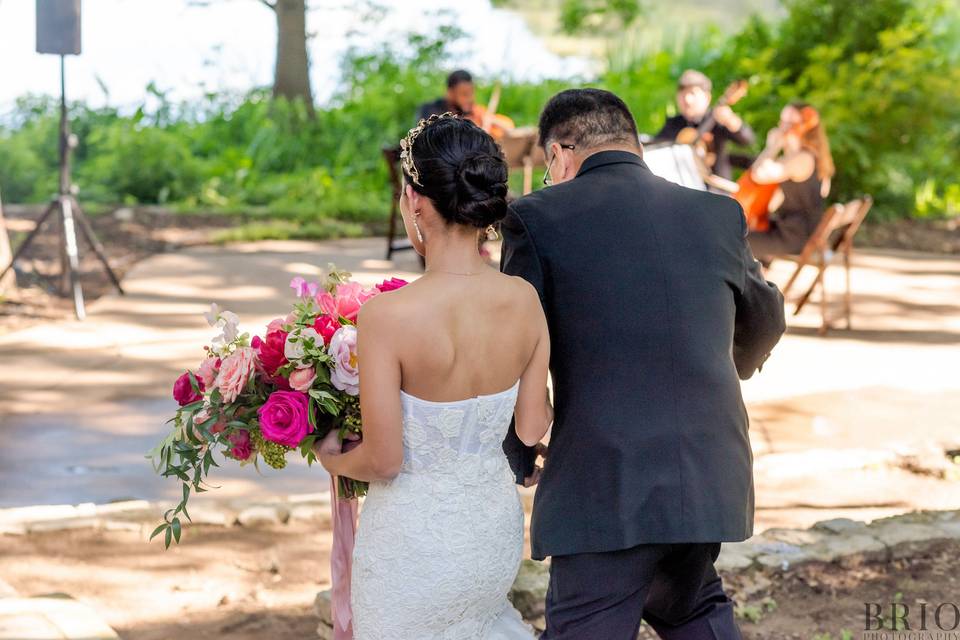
[466,84,515,140]
[735,106,820,232]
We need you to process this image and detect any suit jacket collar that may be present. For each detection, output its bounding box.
[576,150,647,178]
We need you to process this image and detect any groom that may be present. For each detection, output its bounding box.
[501,89,785,639]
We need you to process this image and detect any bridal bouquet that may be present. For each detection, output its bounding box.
[148,264,407,547]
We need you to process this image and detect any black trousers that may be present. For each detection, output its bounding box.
[541,543,742,640]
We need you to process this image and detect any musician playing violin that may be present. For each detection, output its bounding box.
[654,69,755,180]
[746,102,835,262]
[417,69,515,139]
[417,70,477,122]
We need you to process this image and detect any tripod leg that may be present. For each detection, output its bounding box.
[59,196,86,320]
[71,197,124,295]
[0,200,59,281]
[59,203,70,295]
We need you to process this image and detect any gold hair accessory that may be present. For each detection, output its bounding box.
[400,112,457,187]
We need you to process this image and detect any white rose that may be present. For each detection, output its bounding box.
[284,327,321,362]
[328,326,359,396]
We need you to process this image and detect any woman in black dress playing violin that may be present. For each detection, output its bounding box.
[746,102,835,262]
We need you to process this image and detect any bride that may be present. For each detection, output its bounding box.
[317,113,552,639]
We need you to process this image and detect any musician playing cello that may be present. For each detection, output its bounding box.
[745,102,835,262]
[654,69,755,180]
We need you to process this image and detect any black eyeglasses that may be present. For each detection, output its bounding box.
[543,144,576,186]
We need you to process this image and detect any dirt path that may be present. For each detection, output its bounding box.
[0,523,329,640]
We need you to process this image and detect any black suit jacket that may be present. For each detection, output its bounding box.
[501,150,785,560]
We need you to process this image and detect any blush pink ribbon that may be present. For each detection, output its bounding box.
[329,476,359,639]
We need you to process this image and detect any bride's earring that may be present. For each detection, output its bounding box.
[485,225,499,241]
[414,215,424,244]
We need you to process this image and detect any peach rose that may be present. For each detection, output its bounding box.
[197,356,220,388]
[215,346,257,403]
[288,366,317,392]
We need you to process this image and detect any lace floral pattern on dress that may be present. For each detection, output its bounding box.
[351,382,534,640]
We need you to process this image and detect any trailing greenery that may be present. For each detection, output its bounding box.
[0,0,956,224]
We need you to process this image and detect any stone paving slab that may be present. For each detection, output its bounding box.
[0,595,118,640]
[0,493,331,538]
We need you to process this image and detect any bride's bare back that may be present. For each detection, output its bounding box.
[382,269,542,401]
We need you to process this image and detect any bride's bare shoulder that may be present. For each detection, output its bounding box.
[499,272,542,308]
[356,283,422,328]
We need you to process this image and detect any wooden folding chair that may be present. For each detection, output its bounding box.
[382,145,422,264]
[777,196,873,334]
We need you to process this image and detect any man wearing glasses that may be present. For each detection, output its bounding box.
[500,88,784,640]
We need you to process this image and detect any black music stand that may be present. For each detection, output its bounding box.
[0,55,123,320]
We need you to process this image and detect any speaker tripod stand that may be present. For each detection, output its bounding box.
[0,55,123,320]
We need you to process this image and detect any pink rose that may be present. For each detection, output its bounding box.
[258,390,311,447]
[288,366,317,392]
[215,347,257,403]
[312,315,341,346]
[376,277,409,293]
[316,282,378,322]
[197,356,220,388]
[173,371,204,406]
[254,327,288,376]
[329,326,359,396]
[227,430,253,461]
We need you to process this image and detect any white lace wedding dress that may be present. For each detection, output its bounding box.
[351,380,534,639]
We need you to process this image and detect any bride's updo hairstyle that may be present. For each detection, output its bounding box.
[401,114,509,230]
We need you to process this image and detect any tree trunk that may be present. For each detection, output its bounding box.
[0,188,15,296]
[271,0,314,115]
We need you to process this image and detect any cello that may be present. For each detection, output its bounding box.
[735,106,820,232]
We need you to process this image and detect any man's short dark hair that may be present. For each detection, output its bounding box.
[447,69,473,89]
[538,89,639,150]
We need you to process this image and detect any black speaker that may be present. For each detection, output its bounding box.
[36,0,82,56]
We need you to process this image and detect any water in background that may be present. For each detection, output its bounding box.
[0,0,595,113]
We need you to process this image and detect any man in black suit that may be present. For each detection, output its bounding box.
[501,89,785,639]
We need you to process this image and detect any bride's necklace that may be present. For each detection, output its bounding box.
[425,268,483,276]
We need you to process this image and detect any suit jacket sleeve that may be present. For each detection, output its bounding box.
[499,204,544,483]
[733,211,786,379]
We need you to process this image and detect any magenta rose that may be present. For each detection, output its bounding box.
[258,390,310,447]
[255,327,288,375]
[312,314,341,346]
[227,430,253,461]
[376,277,409,293]
[173,371,204,406]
